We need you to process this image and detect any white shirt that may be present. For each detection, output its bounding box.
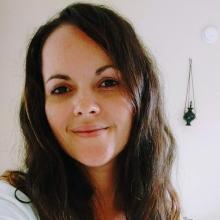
[0,180,184,220]
[0,180,39,220]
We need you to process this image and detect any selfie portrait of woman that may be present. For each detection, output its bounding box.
[0,2,181,220]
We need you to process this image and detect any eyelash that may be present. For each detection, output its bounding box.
[50,78,120,95]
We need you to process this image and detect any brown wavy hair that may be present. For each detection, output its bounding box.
[1,3,180,220]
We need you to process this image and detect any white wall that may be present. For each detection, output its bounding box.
[0,0,219,219]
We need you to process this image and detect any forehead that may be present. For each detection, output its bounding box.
[42,24,112,79]
[43,24,103,53]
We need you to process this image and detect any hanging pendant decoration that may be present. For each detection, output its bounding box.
[183,58,196,126]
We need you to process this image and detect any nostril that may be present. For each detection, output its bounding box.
[73,103,100,116]
[78,112,82,115]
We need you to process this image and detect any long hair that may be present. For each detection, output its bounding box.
[2,3,180,219]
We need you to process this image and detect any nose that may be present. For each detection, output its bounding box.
[72,92,101,117]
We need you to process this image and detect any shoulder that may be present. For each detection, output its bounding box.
[0,180,39,220]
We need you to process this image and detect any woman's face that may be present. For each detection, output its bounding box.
[42,24,133,168]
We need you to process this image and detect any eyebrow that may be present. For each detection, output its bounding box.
[45,64,115,83]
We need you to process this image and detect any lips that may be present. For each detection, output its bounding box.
[72,125,108,138]
[72,125,108,133]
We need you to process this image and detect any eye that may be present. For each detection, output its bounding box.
[99,78,119,88]
[51,86,71,95]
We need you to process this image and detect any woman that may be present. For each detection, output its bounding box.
[0,2,181,220]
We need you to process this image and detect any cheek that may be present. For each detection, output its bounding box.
[108,97,133,138]
[45,102,70,132]
[114,97,133,123]
[117,110,132,139]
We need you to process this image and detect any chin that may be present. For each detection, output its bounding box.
[75,154,116,169]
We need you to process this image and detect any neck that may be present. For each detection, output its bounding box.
[85,160,125,220]
[86,160,117,199]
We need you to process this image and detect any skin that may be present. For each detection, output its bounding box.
[42,24,132,219]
